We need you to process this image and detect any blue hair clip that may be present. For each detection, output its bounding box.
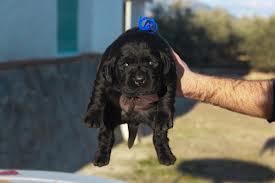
[138,17,158,34]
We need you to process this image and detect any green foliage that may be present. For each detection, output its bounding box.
[238,16,275,71]
[152,3,275,71]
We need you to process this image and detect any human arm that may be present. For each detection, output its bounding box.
[172,51,274,121]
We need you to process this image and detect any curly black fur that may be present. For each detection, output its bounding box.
[84,28,177,167]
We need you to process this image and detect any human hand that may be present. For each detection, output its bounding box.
[171,50,191,97]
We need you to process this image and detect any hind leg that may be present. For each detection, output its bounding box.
[93,126,114,167]
[153,130,176,165]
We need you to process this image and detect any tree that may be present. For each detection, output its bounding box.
[152,4,245,68]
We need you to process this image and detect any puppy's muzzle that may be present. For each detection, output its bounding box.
[133,73,146,87]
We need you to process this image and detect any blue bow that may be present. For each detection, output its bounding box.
[138,17,158,34]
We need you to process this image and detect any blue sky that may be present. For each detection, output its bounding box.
[153,0,275,17]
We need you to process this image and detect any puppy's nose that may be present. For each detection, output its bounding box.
[134,74,146,86]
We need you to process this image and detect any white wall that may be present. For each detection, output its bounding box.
[88,0,148,53]
[131,0,145,28]
[0,0,131,60]
[0,0,57,61]
[78,0,93,53]
[89,0,124,53]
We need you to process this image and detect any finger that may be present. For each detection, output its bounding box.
[171,50,182,63]
[171,50,187,68]
[172,50,180,61]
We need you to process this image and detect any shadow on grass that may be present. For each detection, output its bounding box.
[133,97,198,138]
[260,137,275,155]
[174,97,197,118]
[177,158,275,183]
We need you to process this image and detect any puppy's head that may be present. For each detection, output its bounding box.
[102,28,175,97]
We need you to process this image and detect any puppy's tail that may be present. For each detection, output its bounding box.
[128,124,138,149]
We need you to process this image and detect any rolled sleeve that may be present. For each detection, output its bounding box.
[268,79,275,123]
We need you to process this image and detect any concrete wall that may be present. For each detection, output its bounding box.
[0,56,100,172]
[0,0,57,61]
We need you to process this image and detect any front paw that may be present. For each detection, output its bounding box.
[93,152,110,167]
[155,111,173,131]
[83,109,104,128]
[158,152,176,166]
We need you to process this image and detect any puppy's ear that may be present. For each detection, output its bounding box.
[101,43,117,83]
[102,58,115,83]
[159,49,174,75]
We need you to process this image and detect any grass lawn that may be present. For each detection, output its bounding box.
[77,71,275,183]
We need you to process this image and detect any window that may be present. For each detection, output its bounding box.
[57,0,78,53]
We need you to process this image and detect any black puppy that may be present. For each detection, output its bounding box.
[84,27,177,167]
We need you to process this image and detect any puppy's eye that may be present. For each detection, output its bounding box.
[123,62,129,67]
[149,61,153,65]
